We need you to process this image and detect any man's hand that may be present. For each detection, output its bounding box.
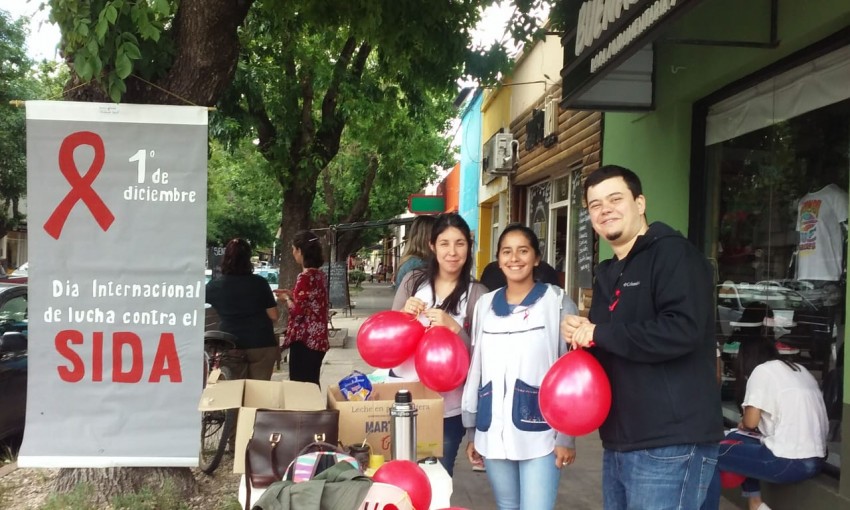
[561,314,594,349]
[554,446,576,468]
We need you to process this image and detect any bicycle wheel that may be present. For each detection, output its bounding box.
[199,365,236,474]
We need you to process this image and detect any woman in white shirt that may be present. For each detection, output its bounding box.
[462,224,577,510]
[392,212,487,476]
[702,333,828,510]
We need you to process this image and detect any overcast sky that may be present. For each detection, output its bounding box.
[5,0,526,62]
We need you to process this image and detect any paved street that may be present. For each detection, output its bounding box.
[275,281,740,509]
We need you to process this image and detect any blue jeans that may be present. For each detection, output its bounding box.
[484,452,561,510]
[604,443,719,510]
[701,432,824,509]
[440,414,465,477]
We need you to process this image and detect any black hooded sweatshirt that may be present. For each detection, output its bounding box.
[590,222,723,451]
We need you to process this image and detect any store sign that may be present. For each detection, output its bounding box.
[560,0,702,109]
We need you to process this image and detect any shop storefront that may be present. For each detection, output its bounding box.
[559,0,850,506]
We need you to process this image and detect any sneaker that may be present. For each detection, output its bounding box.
[723,341,740,354]
[775,341,799,355]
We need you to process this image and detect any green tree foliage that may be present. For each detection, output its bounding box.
[313,87,454,257]
[0,10,64,240]
[207,139,281,247]
[214,0,505,284]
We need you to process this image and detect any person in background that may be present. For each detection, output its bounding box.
[479,258,561,291]
[394,215,437,288]
[392,212,487,476]
[276,230,329,386]
[463,224,577,510]
[562,165,723,509]
[205,238,279,380]
[701,333,828,510]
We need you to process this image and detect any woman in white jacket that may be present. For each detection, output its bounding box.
[462,224,577,510]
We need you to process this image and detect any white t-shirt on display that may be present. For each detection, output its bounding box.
[743,360,829,459]
[796,183,848,281]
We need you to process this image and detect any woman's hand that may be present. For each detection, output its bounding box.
[423,308,461,333]
[554,446,576,468]
[274,289,293,307]
[403,297,427,316]
[466,441,484,468]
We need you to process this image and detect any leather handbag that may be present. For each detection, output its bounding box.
[244,408,339,507]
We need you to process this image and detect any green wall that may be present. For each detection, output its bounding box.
[600,0,850,503]
[601,0,850,259]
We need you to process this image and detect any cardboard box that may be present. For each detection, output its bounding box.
[198,377,326,473]
[328,381,444,459]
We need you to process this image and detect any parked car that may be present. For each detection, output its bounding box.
[0,261,28,284]
[255,268,279,292]
[0,283,27,442]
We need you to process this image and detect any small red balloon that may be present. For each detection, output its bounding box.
[357,311,425,368]
[718,439,746,488]
[414,326,470,392]
[720,470,746,489]
[539,349,612,436]
[372,460,432,510]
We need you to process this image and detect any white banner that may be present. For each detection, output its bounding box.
[18,101,208,467]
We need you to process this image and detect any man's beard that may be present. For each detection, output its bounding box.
[605,230,622,241]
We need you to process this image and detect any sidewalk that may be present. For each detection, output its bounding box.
[275,281,738,509]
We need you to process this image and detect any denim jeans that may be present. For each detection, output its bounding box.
[440,414,465,477]
[701,432,824,509]
[603,443,719,510]
[484,452,561,510]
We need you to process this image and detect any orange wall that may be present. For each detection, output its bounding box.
[444,163,460,212]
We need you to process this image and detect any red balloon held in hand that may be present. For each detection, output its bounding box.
[539,349,612,436]
[372,460,432,510]
[357,311,425,368]
[414,326,470,392]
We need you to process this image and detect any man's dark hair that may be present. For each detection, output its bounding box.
[583,165,644,204]
[292,230,324,268]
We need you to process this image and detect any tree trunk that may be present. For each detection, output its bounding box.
[54,467,196,505]
[278,186,314,290]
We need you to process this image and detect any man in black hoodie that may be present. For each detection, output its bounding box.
[562,165,723,509]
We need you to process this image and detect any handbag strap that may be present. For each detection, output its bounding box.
[297,440,346,457]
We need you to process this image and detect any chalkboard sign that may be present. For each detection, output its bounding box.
[322,261,350,309]
[572,170,594,289]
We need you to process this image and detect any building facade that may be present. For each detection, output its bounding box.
[559,0,850,506]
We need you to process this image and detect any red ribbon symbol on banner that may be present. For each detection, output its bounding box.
[43,131,115,240]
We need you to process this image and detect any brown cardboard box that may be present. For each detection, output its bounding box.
[198,376,326,473]
[328,381,444,459]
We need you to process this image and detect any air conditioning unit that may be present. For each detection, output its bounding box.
[482,133,518,175]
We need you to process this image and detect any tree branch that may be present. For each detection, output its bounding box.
[344,153,378,223]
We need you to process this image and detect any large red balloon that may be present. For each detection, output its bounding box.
[357,311,425,368]
[414,326,470,392]
[372,460,432,510]
[539,349,611,436]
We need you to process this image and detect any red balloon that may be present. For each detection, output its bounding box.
[414,326,470,392]
[372,460,432,510]
[720,470,746,489]
[539,349,612,436]
[357,311,425,368]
